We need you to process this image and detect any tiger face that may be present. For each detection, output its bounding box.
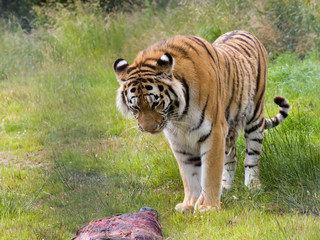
[113,53,186,134]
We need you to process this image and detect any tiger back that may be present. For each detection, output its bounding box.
[113,30,289,213]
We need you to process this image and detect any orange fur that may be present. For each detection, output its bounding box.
[114,30,289,212]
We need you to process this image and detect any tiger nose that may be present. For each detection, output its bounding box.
[138,113,160,133]
[139,120,158,133]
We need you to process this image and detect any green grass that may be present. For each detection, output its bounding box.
[0,1,320,239]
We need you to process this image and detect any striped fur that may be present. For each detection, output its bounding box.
[265,96,290,129]
[113,30,289,213]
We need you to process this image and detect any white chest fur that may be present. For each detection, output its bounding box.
[163,109,212,155]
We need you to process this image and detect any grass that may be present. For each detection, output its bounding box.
[0,0,320,239]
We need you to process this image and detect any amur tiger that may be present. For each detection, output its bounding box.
[113,30,289,213]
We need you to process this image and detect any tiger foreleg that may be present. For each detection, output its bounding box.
[195,126,226,212]
[174,158,202,213]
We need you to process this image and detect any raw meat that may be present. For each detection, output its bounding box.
[73,207,163,240]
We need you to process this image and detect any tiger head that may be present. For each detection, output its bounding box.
[113,52,186,134]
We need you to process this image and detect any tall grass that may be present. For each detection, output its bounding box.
[261,127,320,214]
[0,0,319,239]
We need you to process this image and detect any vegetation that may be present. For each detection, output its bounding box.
[0,0,319,239]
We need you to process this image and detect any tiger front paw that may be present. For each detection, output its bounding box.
[194,194,220,213]
[175,203,194,213]
[195,204,218,213]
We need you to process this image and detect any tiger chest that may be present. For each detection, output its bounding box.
[164,112,213,162]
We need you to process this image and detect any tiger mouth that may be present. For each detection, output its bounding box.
[137,120,167,134]
[150,130,161,134]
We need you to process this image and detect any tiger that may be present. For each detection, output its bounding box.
[113,30,289,213]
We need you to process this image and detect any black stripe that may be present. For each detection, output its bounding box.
[181,40,200,55]
[237,43,252,57]
[234,37,255,50]
[247,93,264,125]
[239,33,255,42]
[227,58,240,119]
[186,36,203,46]
[245,120,263,134]
[127,66,136,74]
[224,160,236,165]
[256,43,267,93]
[245,164,258,168]
[187,36,216,65]
[127,80,140,87]
[187,157,201,162]
[175,150,193,156]
[246,37,267,125]
[225,42,249,57]
[127,76,139,81]
[222,30,239,43]
[131,105,140,111]
[127,69,140,77]
[234,61,245,121]
[194,162,201,167]
[198,125,212,143]
[224,55,234,121]
[140,70,155,74]
[168,85,178,97]
[164,104,173,115]
[165,90,172,101]
[166,45,189,57]
[225,55,231,78]
[201,151,209,157]
[280,104,290,109]
[163,96,173,113]
[121,91,129,110]
[226,168,235,172]
[130,69,155,76]
[247,149,261,155]
[210,45,220,66]
[280,110,288,118]
[215,81,221,124]
[184,158,201,166]
[141,64,157,70]
[247,58,263,125]
[190,96,208,131]
[273,116,279,126]
[181,78,189,116]
[250,138,263,144]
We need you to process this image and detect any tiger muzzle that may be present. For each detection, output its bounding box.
[137,111,163,134]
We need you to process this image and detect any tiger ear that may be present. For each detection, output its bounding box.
[157,53,175,74]
[113,58,129,83]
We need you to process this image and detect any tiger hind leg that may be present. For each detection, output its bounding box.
[244,119,264,188]
[222,128,239,190]
[222,145,237,190]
